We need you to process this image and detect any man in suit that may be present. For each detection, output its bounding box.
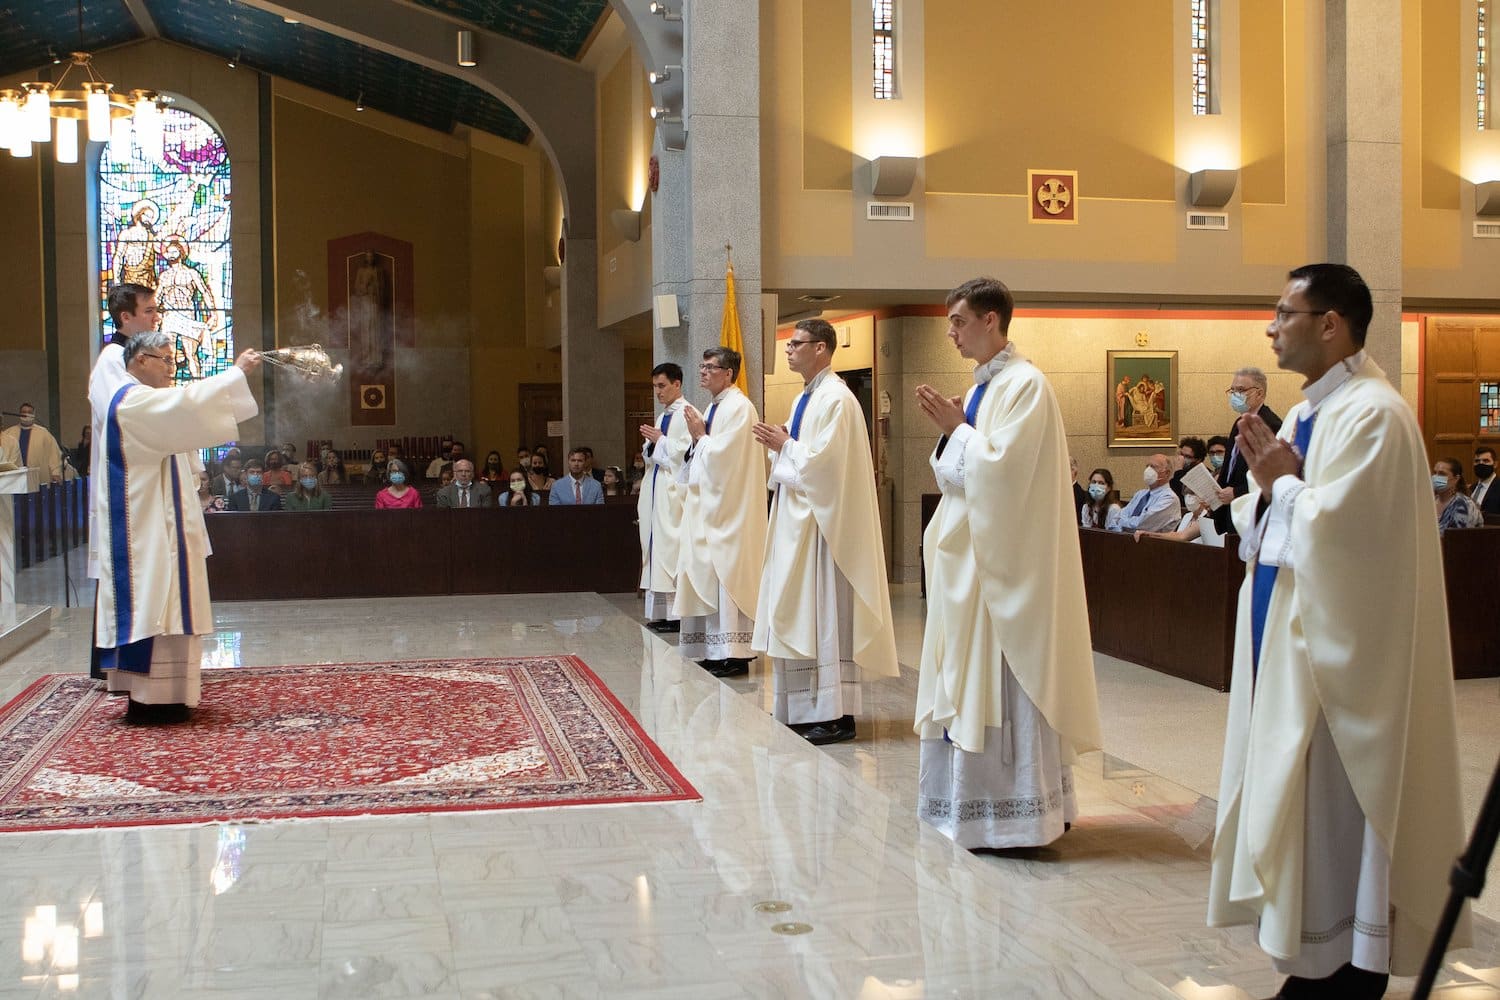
[1472,446,1500,517]
[1068,456,1089,526]
[228,460,283,512]
[435,459,492,508]
[209,456,244,499]
[549,449,604,505]
[1211,366,1281,534]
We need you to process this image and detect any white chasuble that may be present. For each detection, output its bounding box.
[673,387,768,626]
[94,368,258,655]
[914,348,1101,757]
[1209,356,1469,974]
[638,397,690,616]
[754,370,898,722]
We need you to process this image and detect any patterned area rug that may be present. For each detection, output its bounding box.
[0,656,699,833]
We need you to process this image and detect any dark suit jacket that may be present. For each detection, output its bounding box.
[435,481,494,508]
[1070,482,1089,526]
[1472,476,1500,516]
[228,489,283,512]
[1211,403,1282,533]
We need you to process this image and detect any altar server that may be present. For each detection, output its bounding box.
[674,347,768,677]
[751,319,898,745]
[1209,264,1468,999]
[637,362,691,633]
[94,331,261,722]
[913,276,1101,849]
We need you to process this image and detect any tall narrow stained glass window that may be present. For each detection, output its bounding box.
[98,108,233,384]
[1482,381,1499,432]
[873,0,896,100]
[1480,0,1490,129]
[1191,0,1213,115]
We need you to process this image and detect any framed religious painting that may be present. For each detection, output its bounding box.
[1107,350,1178,447]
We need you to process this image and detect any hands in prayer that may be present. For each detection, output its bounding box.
[640,424,664,444]
[683,404,707,441]
[1237,412,1300,492]
[751,422,791,452]
[915,384,966,435]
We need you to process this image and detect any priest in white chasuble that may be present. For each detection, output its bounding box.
[94,331,262,723]
[1209,264,1469,1000]
[751,318,898,745]
[637,362,692,633]
[913,277,1101,850]
[673,347,768,678]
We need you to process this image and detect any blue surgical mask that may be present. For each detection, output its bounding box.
[1228,391,1250,414]
[1432,475,1449,493]
[246,474,263,488]
[1208,453,1224,471]
[300,476,318,490]
[389,472,406,486]
[1087,483,1107,501]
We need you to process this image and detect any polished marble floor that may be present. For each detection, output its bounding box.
[1,560,1497,998]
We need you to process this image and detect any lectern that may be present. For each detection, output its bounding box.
[0,466,52,663]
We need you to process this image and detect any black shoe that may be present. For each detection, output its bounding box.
[697,659,726,671]
[125,700,191,724]
[709,658,750,678]
[646,620,680,634]
[798,715,855,745]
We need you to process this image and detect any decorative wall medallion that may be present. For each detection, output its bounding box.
[648,154,660,193]
[1135,330,1150,347]
[1028,169,1078,224]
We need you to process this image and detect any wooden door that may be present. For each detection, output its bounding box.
[518,383,563,475]
[1422,317,1500,467]
[623,382,654,468]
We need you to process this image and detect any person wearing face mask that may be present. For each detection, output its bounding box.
[1205,435,1230,480]
[260,449,294,493]
[1080,468,1122,530]
[1470,446,1500,516]
[1168,436,1207,506]
[526,456,555,495]
[502,469,538,507]
[1,402,64,484]
[228,460,283,511]
[375,459,423,508]
[1212,367,1282,535]
[1432,458,1482,532]
[284,461,332,511]
[1111,454,1180,533]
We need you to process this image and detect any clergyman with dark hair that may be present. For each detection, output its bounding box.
[637,361,691,633]
[1208,262,1470,998]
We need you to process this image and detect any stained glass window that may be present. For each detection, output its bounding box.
[1482,381,1499,432]
[1192,0,1213,116]
[97,108,233,384]
[873,0,895,100]
[1481,0,1490,129]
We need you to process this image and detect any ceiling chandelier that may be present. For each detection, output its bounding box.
[0,2,170,164]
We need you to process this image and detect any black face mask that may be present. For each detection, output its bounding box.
[1476,462,1495,481]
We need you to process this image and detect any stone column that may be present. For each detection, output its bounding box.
[646,0,763,413]
[561,244,625,463]
[1326,0,1402,384]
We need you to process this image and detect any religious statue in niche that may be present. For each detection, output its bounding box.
[348,250,394,375]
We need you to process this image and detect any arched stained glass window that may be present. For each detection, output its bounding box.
[97,107,232,384]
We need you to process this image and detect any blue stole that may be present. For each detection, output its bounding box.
[964,380,989,427]
[704,402,719,434]
[17,428,30,465]
[789,390,812,440]
[1249,412,1316,681]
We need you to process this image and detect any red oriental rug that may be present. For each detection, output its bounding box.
[0,656,699,833]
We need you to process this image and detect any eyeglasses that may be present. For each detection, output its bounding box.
[1271,306,1326,325]
[785,339,816,349]
[699,364,727,372]
[141,352,173,365]
[1224,385,1260,395]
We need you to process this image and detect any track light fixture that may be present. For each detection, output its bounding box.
[649,2,682,22]
[648,65,680,85]
[457,29,476,67]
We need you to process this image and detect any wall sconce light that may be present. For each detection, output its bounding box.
[457,30,476,67]
[649,105,674,120]
[649,2,682,21]
[649,65,679,85]
[868,155,919,197]
[1475,181,1500,217]
[1187,168,1239,208]
[610,208,643,242]
[354,91,365,112]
